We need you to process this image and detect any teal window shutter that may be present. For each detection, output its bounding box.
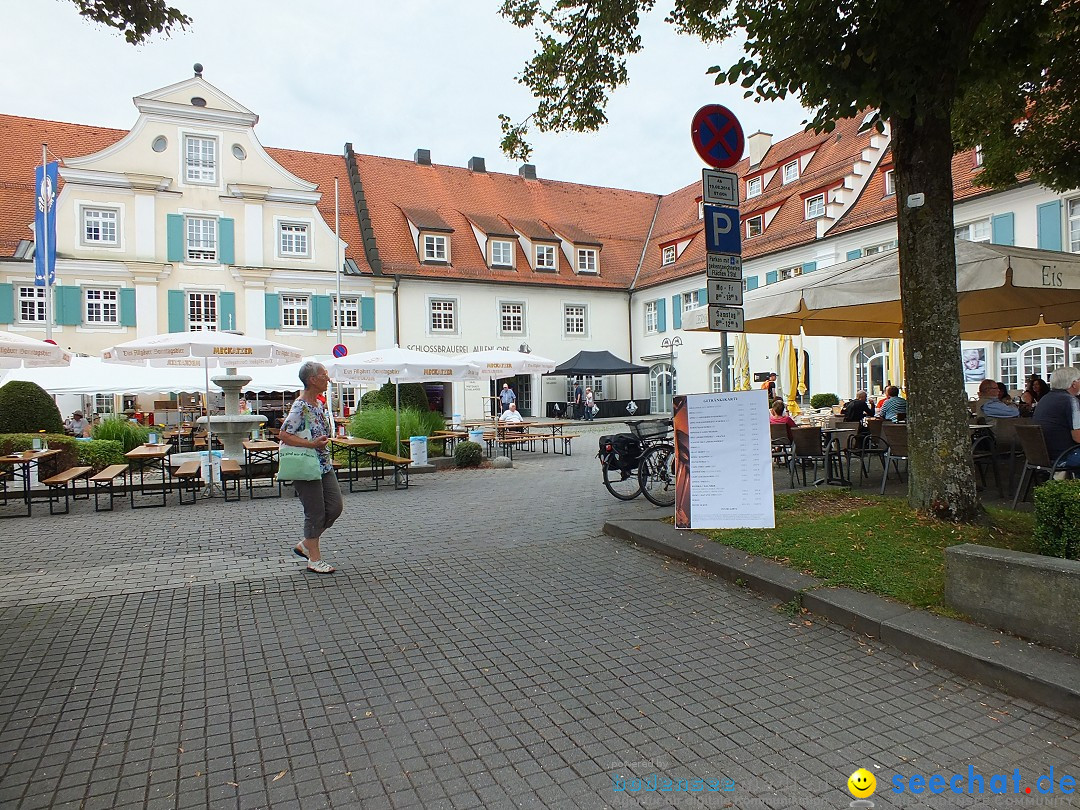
[119,288,136,327]
[766,270,778,285]
[166,214,184,262]
[846,249,862,261]
[55,286,83,326]
[802,261,817,274]
[745,276,759,291]
[671,295,682,330]
[697,288,707,305]
[0,283,13,324]
[167,289,186,332]
[218,292,236,330]
[312,295,332,331]
[1037,201,1063,250]
[360,296,375,331]
[656,299,667,333]
[991,213,1015,246]
[219,218,235,265]
[265,293,280,330]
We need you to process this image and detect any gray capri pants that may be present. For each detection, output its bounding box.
[293,471,343,539]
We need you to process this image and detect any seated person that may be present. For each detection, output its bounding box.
[64,410,90,437]
[875,386,908,422]
[769,399,798,441]
[498,402,525,432]
[840,391,874,424]
[1018,390,1037,418]
[1033,367,1080,468]
[977,378,1019,422]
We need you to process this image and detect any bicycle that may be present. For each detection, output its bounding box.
[598,419,675,505]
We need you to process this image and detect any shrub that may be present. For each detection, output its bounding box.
[454,440,483,468]
[0,381,64,434]
[1033,480,1080,560]
[810,393,840,409]
[77,439,125,472]
[348,406,445,453]
[91,415,150,452]
[0,433,79,472]
[362,383,431,412]
[360,390,383,411]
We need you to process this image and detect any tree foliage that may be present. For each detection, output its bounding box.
[68,0,190,44]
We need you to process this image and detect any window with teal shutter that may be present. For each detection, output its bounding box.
[55,286,83,326]
[745,276,759,291]
[671,295,682,329]
[766,270,778,285]
[697,288,707,305]
[360,296,375,331]
[846,249,862,261]
[167,289,186,332]
[119,288,136,327]
[991,212,1015,246]
[166,214,184,262]
[219,218,235,265]
[656,298,667,333]
[802,261,817,274]
[1037,201,1063,251]
[312,295,332,331]
[0,283,13,324]
[265,293,280,329]
[218,292,236,330]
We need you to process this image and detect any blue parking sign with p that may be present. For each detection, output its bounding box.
[704,204,741,255]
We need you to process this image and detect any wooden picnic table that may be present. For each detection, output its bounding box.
[242,439,281,499]
[125,443,173,508]
[331,436,381,492]
[0,449,61,518]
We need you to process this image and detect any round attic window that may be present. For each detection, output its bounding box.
[190,96,207,107]
[232,144,247,160]
[151,136,168,153]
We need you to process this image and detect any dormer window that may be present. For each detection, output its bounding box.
[184,135,217,184]
[535,244,556,270]
[782,160,799,184]
[490,239,513,268]
[577,248,598,273]
[805,193,826,219]
[746,215,763,238]
[974,145,984,167]
[884,169,896,196]
[746,177,762,198]
[661,245,676,266]
[423,233,448,263]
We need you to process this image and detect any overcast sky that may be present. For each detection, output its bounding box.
[6,1,809,194]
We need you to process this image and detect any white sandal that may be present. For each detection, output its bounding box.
[307,559,335,574]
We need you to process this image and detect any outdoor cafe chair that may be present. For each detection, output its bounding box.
[879,422,910,494]
[789,426,827,487]
[1010,424,1080,508]
[770,423,792,468]
[970,432,1004,497]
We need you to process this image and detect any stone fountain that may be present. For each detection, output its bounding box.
[195,368,267,460]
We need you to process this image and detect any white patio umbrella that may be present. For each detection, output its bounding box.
[326,346,478,448]
[102,331,303,468]
[452,349,557,416]
[0,332,71,368]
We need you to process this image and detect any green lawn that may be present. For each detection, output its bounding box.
[695,491,1038,610]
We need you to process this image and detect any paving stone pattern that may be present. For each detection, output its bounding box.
[0,425,1076,809]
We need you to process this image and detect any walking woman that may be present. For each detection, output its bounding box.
[279,361,342,574]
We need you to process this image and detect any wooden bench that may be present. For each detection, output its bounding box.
[41,466,92,515]
[372,452,412,489]
[218,459,243,502]
[495,434,536,460]
[90,464,128,512]
[553,433,580,456]
[174,460,203,504]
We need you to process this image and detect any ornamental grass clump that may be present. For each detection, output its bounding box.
[348,407,445,454]
[91,415,150,452]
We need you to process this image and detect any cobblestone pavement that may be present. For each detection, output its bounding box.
[0,423,1076,809]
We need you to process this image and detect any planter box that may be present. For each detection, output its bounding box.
[945,544,1080,656]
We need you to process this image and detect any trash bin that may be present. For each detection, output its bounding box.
[452,413,462,429]
[409,436,428,466]
[468,429,484,447]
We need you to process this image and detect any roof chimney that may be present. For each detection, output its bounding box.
[747,131,773,168]
[519,164,537,181]
[468,156,486,173]
[414,148,431,166]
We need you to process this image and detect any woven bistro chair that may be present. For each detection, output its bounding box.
[789,426,827,487]
[770,422,793,468]
[879,422,910,494]
[1011,424,1080,508]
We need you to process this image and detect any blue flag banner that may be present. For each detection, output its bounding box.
[34,161,59,287]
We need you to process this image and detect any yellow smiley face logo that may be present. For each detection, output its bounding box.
[847,768,876,798]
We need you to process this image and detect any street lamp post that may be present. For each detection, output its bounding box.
[660,336,682,411]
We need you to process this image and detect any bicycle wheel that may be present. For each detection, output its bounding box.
[602,457,642,500]
[638,443,676,507]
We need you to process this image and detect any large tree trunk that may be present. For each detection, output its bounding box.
[892,113,980,521]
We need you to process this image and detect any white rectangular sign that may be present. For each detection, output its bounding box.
[702,168,739,206]
[708,305,745,332]
[707,279,744,306]
[673,390,775,529]
[706,252,743,280]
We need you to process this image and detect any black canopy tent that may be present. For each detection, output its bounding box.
[545,350,651,418]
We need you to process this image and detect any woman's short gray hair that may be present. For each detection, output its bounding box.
[298,361,325,387]
[1048,366,1080,390]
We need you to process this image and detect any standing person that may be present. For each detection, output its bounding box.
[1033,367,1080,469]
[760,373,777,401]
[279,361,341,574]
[499,383,516,413]
[584,387,596,421]
[574,379,584,420]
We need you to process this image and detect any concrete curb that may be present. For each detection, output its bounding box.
[604,518,1080,719]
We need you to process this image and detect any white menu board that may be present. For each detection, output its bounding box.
[673,390,775,529]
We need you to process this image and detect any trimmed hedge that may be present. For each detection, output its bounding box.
[0,433,79,473]
[0,381,64,434]
[1033,480,1080,560]
[810,393,840,409]
[454,440,483,468]
[77,439,126,473]
[362,383,431,412]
